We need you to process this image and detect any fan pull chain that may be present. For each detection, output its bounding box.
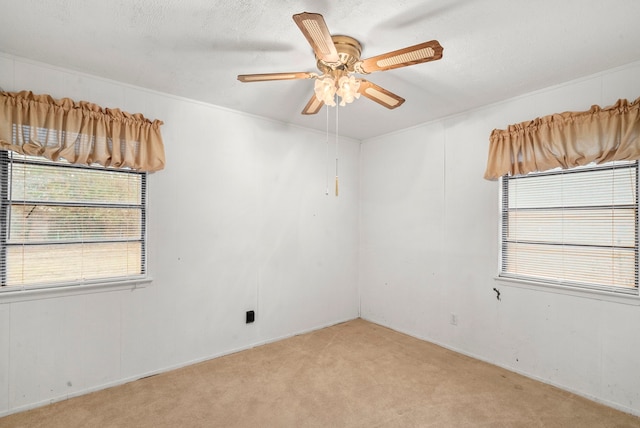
[335,94,339,197]
[325,103,330,195]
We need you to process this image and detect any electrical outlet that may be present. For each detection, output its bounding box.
[450,313,458,326]
[246,310,255,324]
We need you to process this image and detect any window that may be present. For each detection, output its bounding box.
[500,161,638,295]
[0,151,146,290]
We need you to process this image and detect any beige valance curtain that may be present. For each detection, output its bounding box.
[0,90,165,172]
[484,97,640,180]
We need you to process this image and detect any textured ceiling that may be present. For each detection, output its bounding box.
[1,0,640,139]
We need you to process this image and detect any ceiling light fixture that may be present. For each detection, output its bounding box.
[314,75,336,106]
[336,75,360,106]
[313,70,361,107]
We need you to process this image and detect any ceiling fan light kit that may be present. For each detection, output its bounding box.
[314,72,361,107]
[237,12,443,115]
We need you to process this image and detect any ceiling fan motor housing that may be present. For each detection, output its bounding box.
[316,35,364,74]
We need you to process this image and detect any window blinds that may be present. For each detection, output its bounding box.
[0,152,146,288]
[501,161,638,294]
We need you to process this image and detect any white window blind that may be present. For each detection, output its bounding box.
[0,151,146,289]
[500,161,638,295]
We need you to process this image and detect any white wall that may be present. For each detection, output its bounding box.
[2,51,640,419]
[0,53,360,416]
[360,60,640,416]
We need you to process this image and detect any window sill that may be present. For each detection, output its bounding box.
[494,276,640,306]
[0,277,152,304]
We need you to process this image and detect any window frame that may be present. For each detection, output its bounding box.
[0,150,151,299]
[497,160,640,299]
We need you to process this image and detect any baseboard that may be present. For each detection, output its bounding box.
[0,315,358,418]
[359,315,640,418]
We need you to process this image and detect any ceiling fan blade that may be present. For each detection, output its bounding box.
[357,80,405,109]
[237,72,316,82]
[292,12,340,63]
[302,94,324,115]
[358,40,443,73]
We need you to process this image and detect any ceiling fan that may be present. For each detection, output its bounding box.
[237,12,443,115]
